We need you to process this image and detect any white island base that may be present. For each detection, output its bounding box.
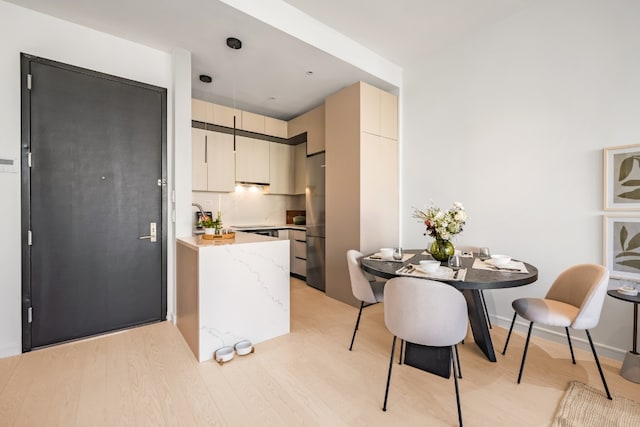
[176,233,290,362]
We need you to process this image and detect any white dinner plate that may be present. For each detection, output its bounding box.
[415,266,453,278]
[485,258,514,267]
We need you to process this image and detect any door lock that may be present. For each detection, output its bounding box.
[139,222,157,242]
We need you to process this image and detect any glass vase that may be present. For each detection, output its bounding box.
[430,238,455,262]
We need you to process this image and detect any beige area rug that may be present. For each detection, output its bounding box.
[552,381,640,426]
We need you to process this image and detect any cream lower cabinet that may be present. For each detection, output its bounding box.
[235,136,270,184]
[291,230,307,278]
[192,128,235,192]
[268,142,294,194]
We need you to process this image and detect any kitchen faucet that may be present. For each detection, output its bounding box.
[192,203,205,218]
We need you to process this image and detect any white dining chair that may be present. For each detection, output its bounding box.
[346,249,386,351]
[502,264,612,399]
[382,277,468,426]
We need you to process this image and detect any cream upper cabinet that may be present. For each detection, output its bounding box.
[288,104,325,155]
[265,117,288,138]
[294,142,306,195]
[267,142,294,194]
[212,103,242,129]
[192,128,208,191]
[241,111,265,134]
[359,82,398,140]
[207,132,236,192]
[235,136,270,184]
[192,99,213,123]
[192,128,235,192]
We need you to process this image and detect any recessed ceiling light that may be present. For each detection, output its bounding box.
[199,74,212,83]
[226,37,242,50]
[306,71,314,76]
[268,97,276,101]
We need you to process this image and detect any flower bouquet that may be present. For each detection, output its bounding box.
[413,202,467,261]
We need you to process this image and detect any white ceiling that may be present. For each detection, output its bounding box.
[6,0,534,120]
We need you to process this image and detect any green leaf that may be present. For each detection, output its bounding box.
[617,188,640,200]
[621,180,640,186]
[615,251,640,258]
[616,259,640,271]
[619,156,635,181]
[627,232,640,251]
[620,225,628,248]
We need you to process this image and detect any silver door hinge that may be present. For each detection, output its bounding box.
[158,178,167,186]
[27,307,32,323]
[28,152,32,168]
[27,74,32,90]
[27,230,32,245]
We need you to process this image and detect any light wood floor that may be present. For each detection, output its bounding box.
[1,278,638,426]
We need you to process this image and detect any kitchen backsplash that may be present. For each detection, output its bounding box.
[192,191,304,227]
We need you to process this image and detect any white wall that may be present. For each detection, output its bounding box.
[0,1,174,357]
[402,0,640,359]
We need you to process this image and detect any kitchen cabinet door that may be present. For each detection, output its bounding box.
[192,128,208,191]
[192,99,213,123]
[213,103,242,129]
[242,111,265,134]
[207,131,236,192]
[294,142,307,195]
[235,136,270,184]
[380,90,398,140]
[265,117,288,138]
[268,142,294,194]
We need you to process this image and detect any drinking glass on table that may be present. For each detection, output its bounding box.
[393,247,404,261]
[479,247,491,260]
[448,254,461,269]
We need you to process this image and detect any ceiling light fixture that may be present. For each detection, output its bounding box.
[226,37,242,50]
[199,74,212,83]
[306,71,314,76]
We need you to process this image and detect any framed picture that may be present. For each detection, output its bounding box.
[603,215,640,280]
[604,144,640,210]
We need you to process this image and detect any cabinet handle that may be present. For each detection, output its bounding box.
[205,135,208,163]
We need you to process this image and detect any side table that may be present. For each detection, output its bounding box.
[607,289,640,383]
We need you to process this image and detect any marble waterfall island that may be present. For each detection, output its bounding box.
[176,232,290,362]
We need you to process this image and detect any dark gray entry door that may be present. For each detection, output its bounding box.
[21,54,167,350]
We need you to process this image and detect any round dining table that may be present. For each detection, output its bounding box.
[360,250,539,363]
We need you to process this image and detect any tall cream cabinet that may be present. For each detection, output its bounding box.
[325,81,398,306]
[191,128,235,192]
[288,104,325,155]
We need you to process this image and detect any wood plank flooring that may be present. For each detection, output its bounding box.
[0,278,638,426]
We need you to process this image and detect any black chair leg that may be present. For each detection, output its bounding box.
[517,322,534,384]
[349,301,365,351]
[565,327,576,364]
[480,290,492,329]
[585,330,612,400]
[502,312,517,355]
[451,346,463,427]
[454,344,462,379]
[398,339,404,365]
[382,336,397,411]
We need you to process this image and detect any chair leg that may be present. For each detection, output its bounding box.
[398,339,404,365]
[454,344,462,379]
[349,301,365,351]
[517,322,534,384]
[480,290,492,329]
[565,327,576,364]
[451,346,463,427]
[502,312,517,355]
[382,336,397,411]
[585,330,612,400]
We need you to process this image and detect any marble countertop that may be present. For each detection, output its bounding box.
[193,223,306,235]
[178,231,288,250]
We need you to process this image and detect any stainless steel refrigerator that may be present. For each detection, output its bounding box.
[306,152,325,291]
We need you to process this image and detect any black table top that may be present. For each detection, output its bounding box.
[607,289,640,304]
[360,250,538,291]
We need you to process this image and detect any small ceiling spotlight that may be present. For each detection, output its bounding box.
[226,37,242,50]
[306,70,314,76]
[199,74,212,83]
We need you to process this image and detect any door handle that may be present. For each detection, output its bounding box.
[139,222,157,242]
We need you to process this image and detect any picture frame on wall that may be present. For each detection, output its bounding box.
[603,215,640,281]
[604,144,640,210]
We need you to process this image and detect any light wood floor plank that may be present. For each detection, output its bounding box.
[0,277,638,426]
